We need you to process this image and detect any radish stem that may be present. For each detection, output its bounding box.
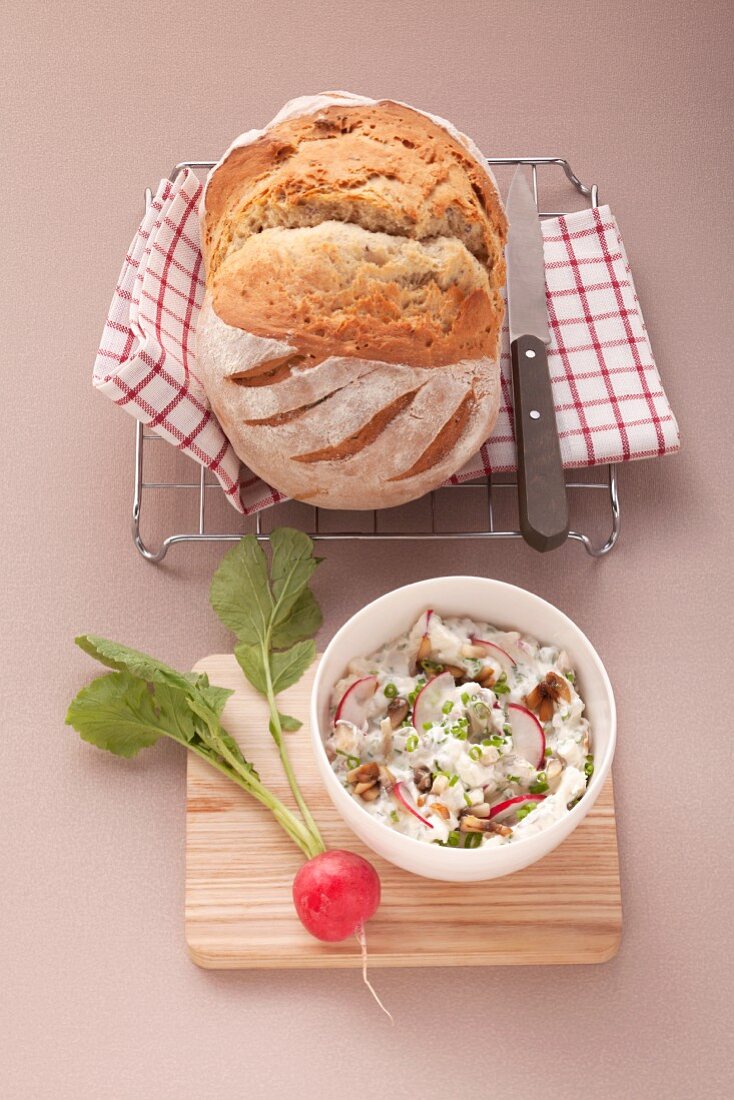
[186,738,320,859]
[261,639,325,854]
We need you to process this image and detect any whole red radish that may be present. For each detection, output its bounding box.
[293,850,381,942]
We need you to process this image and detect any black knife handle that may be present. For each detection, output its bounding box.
[511,333,569,553]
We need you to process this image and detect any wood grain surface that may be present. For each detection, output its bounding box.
[186,655,622,969]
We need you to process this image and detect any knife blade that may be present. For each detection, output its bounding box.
[506,166,569,552]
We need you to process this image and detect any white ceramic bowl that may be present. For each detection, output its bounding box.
[311,576,616,882]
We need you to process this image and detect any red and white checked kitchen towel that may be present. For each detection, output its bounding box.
[94,168,679,515]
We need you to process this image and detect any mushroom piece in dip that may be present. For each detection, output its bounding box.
[326,610,593,848]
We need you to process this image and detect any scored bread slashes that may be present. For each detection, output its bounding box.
[196,92,508,510]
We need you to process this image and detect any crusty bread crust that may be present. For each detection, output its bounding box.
[197,93,507,510]
[212,221,499,368]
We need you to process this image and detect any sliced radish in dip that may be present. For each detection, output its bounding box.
[334,675,378,730]
[412,670,455,730]
[390,780,434,828]
[490,793,547,823]
[469,636,517,674]
[507,702,546,768]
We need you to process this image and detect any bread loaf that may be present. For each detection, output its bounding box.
[197,92,507,509]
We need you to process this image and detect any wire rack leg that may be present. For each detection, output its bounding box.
[568,466,621,557]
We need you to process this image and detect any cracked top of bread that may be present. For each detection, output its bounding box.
[197,93,507,510]
[202,98,507,368]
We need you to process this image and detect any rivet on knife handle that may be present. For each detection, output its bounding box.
[511,334,569,552]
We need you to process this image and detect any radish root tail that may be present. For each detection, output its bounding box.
[355,924,394,1023]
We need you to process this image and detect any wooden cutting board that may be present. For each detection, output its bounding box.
[186,655,622,968]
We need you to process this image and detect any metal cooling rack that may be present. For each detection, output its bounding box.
[132,157,621,563]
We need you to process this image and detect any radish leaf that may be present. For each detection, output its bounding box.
[271,587,322,648]
[271,640,317,694]
[270,528,322,629]
[210,529,324,851]
[233,642,267,695]
[275,712,302,733]
[209,537,273,645]
[67,671,190,757]
[75,635,197,690]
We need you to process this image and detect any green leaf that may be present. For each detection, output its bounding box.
[209,537,273,645]
[277,712,302,732]
[234,642,268,695]
[269,529,321,640]
[66,660,237,761]
[235,639,315,698]
[151,682,203,744]
[271,586,322,648]
[185,694,257,778]
[66,671,167,758]
[195,683,235,718]
[270,528,320,600]
[75,636,195,691]
[74,636,234,734]
[270,640,316,695]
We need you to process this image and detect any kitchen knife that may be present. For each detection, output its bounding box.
[506,166,569,552]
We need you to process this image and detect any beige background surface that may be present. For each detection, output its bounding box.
[2,1,732,1097]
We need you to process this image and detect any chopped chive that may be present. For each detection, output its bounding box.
[390,810,399,823]
[566,671,575,682]
[422,722,432,731]
[529,780,548,794]
[507,774,520,783]
[434,830,462,848]
[496,672,507,685]
[336,749,361,767]
[544,747,553,757]
[516,802,539,821]
[584,759,595,778]
[461,691,470,705]
[406,734,419,752]
[464,831,483,849]
[503,724,512,735]
[494,682,510,695]
[384,682,398,698]
[448,774,459,787]
[464,793,472,806]
[442,700,454,715]
[469,745,482,761]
